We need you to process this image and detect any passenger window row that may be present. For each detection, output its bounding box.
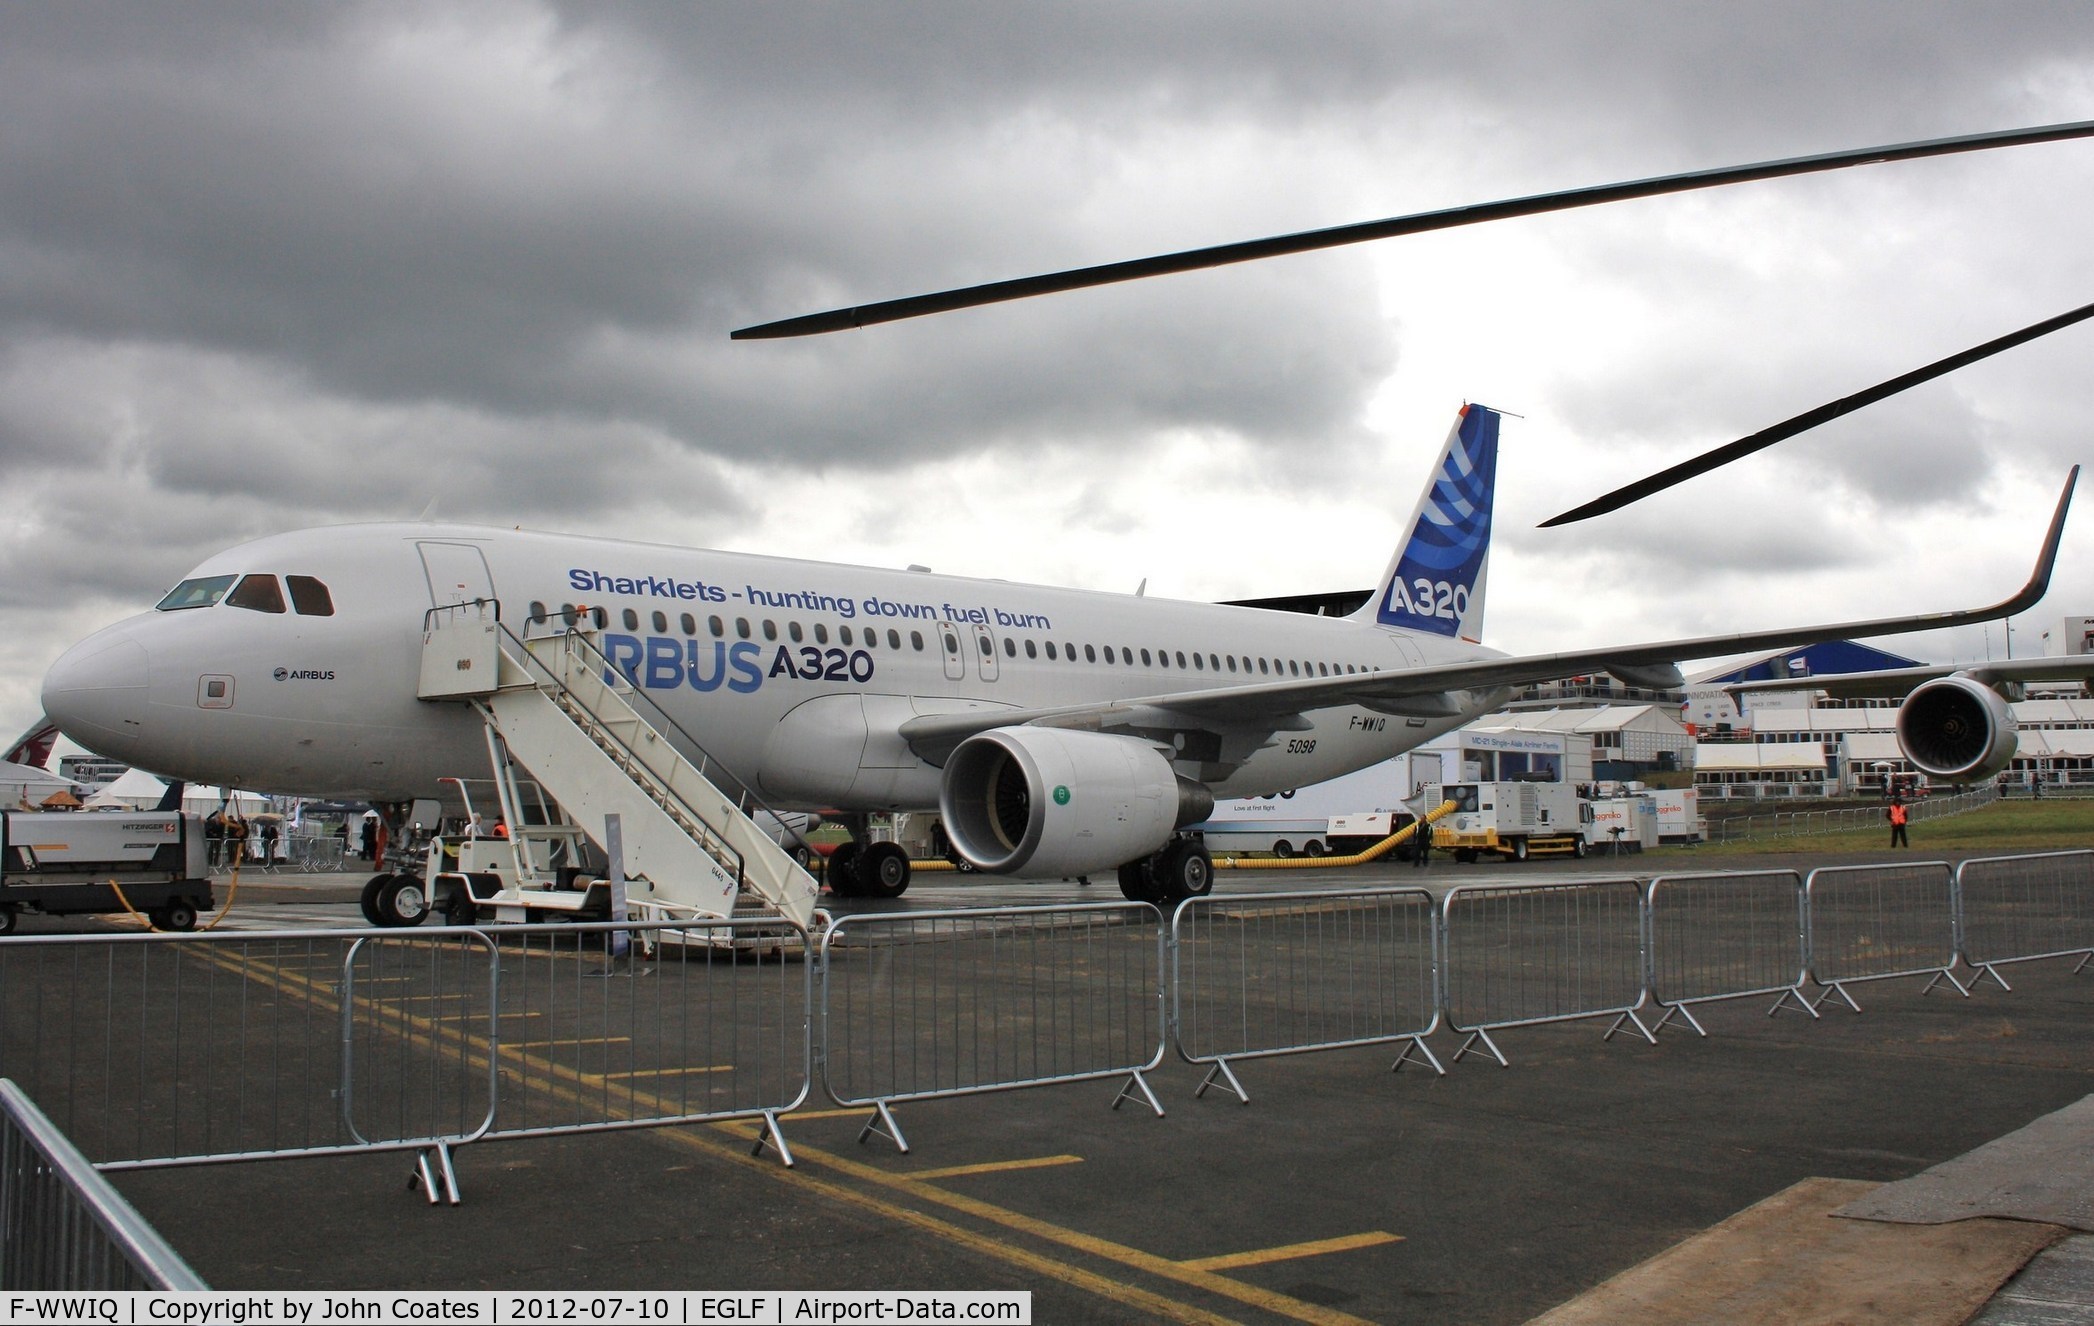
[527,601,1375,680]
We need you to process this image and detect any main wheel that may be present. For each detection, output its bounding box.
[826,841,864,897]
[377,875,431,927]
[1153,841,1214,904]
[442,886,479,927]
[1116,859,1160,904]
[359,873,395,926]
[858,842,912,898]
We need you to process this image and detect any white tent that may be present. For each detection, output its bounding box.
[181,786,269,815]
[0,759,76,808]
[84,767,171,811]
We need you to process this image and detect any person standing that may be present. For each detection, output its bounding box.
[1888,797,1910,849]
[1412,816,1432,869]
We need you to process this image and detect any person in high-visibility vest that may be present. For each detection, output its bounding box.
[1888,797,1910,848]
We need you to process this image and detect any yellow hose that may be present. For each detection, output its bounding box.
[896,800,1463,875]
[1216,800,1459,870]
[106,864,239,933]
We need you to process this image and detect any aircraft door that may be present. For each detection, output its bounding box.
[971,624,999,682]
[417,541,497,608]
[938,624,965,681]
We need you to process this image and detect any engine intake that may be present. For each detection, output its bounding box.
[939,727,1212,878]
[1896,674,2017,781]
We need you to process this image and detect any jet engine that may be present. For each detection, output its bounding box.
[1896,674,2018,781]
[939,727,1213,878]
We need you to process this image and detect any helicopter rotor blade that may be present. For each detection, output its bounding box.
[1539,300,2094,527]
[732,119,2094,340]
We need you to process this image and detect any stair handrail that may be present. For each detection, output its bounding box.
[423,599,821,876]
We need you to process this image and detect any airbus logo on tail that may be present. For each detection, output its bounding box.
[1374,405,1499,638]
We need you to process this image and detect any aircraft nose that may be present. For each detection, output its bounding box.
[41,623,152,756]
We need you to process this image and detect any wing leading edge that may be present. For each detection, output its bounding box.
[897,468,2079,764]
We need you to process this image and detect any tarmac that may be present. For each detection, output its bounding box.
[20,845,2094,1324]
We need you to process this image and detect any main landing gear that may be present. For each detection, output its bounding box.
[1116,836,1213,907]
[824,817,912,899]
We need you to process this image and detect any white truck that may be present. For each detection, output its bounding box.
[0,811,215,932]
[1430,781,1594,861]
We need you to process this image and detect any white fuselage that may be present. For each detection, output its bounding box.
[42,522,1508,811]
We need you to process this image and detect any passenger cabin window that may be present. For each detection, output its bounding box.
[227,574,286,614]
[282,576,334,616]
[622,609,639,631]
[157,575,238,611]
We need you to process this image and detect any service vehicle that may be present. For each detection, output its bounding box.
[1432,781,1595,861]
[0,811,214,932]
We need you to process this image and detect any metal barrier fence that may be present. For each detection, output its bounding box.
[3,850,2093,1202]
[1703,784,1998,842]
[0,919,813,1200]
[1803,862,1961,1009]
[1955,850,2094,989]
[1645,870,1810,1031]
[1440,879,1651,1065]
[1170,888,1441,1102]
[820,903,1165,1152]
[0,1079,204,1290]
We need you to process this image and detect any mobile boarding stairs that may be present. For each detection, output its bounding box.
[416,601,818,932]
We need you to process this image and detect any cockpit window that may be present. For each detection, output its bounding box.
[156,575,237,611]
[286,575,335,616]
[226,574,287,614]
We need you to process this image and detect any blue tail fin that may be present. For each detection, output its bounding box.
[1356,403,1501,642]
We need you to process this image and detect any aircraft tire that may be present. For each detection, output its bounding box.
[360,874,395,926]
[377,875,431,927]
[1154,841,1214,904]
[1116,859,1160,904]
[826,842,864,897]
[858,842,911,898]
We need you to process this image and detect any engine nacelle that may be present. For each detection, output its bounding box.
[939,727,1212,878]
[1896,674,2018,781]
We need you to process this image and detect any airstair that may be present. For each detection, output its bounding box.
[417,601,818,929]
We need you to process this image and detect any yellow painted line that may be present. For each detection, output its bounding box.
[189,945,1375,1326]
[779,1107,876,1121]
[507,1036,634,1049]
[707,1120,1379,1326]
[598,1064,730,1081]
[903,1155,1084,1181]
[1179,1231,1403,1272]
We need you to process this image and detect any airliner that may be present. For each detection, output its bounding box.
[36,404,2081,912]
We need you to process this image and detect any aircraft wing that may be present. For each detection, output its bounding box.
[1726,654,2094,702]
[899,468,2077,765]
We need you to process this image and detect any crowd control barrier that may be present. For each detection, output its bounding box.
[820,903,1165,1152]
[0,918,815,1201]
[1440,879,1651,1065]
[1954,850,2094,989]
[0,1079,204,1290]
[1644,870,1810,1032]
[1803,862,1961,1009]
[1170,888,1441,1102]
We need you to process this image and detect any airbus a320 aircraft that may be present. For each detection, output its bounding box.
[38,403,2082,914]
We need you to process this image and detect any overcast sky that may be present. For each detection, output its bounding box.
[6,2,2094,749]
